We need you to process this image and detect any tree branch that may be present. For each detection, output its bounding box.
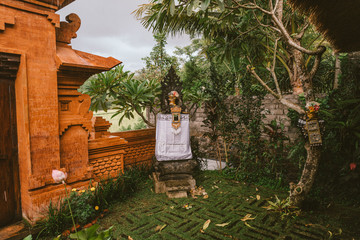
[248,65,280,98]
[294,22,310,40]
[252,11,281,33]
[271,15,325,55]
[309,46,326,79]
[274,0,283,21]
[248,65,305,114]
[232,0,272,15]
[133,104,155,127]
[267,38,282,96]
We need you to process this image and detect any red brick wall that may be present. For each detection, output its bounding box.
[88,128,155,180]
[111,128,156,168]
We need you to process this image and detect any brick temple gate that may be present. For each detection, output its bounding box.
[0,52,21,227]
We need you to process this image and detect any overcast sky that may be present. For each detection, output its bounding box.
[57,0,191,72]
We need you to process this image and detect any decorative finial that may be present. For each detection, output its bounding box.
[56,13,81,44]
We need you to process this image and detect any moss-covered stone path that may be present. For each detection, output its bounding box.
[98,172,358,239]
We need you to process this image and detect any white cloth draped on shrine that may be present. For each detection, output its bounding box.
[155,114,192,161]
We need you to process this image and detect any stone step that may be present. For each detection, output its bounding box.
[166,190,188,198]
[166,185,192,192]
[165,179,194,188]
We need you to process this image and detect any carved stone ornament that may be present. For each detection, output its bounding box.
[298,118,323,147]
[160,66,184,113]
[56,13,81,44]
[306,119,322,146]
[171,105,181,130]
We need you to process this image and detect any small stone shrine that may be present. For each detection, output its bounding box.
[298,101,324,146]
[153,67,197,198]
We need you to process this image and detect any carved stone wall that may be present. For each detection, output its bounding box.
[111,128,156,168]
[88,124,155,180]
[88,137,127,180]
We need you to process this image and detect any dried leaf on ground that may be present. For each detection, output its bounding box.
[203,195,209,199]
[244,222,254,228]
[215,222,230,227]
[241,214,255,222]
[156,224,167,232]
[203,219,211,230]
[256,195,261,200]
[128,236,134,240]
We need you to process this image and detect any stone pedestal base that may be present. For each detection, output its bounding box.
[153,159,197,198]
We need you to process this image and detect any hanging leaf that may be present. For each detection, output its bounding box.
[169,0,175,16]
[187,1,195,16]
[203,219,211,230]
[193,0,200,9]
[201,0,211,11]
[215,0,224,11]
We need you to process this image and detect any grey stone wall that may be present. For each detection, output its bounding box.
[149,93,301,160]
[262,94,300,142]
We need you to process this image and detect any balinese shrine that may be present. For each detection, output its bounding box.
[0,0,155,228]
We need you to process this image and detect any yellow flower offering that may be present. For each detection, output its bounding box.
[71,188,77,192]
[95,206,99,211]
[90,187,95,192]
[80,190,85,193]
[309,106,315,112]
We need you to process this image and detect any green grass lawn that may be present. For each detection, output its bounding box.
[93,110,142,132]
[97,171,360,240]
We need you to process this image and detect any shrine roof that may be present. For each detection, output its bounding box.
[56,43,122,73]
[289,0,360,52]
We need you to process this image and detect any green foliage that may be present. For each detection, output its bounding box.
[310,54,360,204]
[138,32,179,82]
[265,195,301,219]
[119,119,147,132]
[70,190,97,225]
[23,235,32,240]
[38,199,72,236]
[69,224,113,240]
[94,165,152,209]
[82,65,161,127]
[190,136,207,173]
[37,165,151,238]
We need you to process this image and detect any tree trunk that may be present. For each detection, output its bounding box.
[334,52,341,89]
[289,143,321,206]
[288,47,322,207]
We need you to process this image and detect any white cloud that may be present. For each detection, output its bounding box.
[57,0,191,71]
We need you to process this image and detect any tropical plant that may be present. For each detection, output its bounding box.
[134,0,334,206]
[68,224,113,240]
[36,166,151,238]
[265,195,301,219]
[83,65,161,127]
[309,54,360,204]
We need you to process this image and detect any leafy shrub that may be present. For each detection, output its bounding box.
[310,54,360,205]
[38,165,151,238]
